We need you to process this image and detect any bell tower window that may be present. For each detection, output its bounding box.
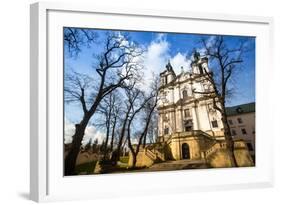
[182,90,188,99]
[184,109,191,118]
[164,127,169,135]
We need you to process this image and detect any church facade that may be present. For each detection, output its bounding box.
[157,55,225,161]
[128,54,254,169]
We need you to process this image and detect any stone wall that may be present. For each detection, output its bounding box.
[207,149,233,168]
[168,136,201,160]
[128,134,254,169]
[207,140,254,168]
[75,151,99,165]
[233,140,254,167]
[128,150,155,167]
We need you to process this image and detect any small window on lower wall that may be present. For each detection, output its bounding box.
[232,129,237,136]
[211,120,218,128]
[247,143,254,151]
[241,128,247,134]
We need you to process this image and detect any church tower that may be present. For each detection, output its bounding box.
[191,51,209,74]
[160,61,176,86]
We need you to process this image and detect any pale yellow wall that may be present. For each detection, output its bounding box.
[207,140,254,168]
[169,136,201,160]
[228,112,255,150]
[128,150,154,168]
[75,151,99,166]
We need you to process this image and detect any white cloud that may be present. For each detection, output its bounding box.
[170,52,192,74]
[145,34,169,73]
[64,118,105,145]
[82,126,105,146]
[64,118,76,144]
[139,34,193,92]
[138,33,170,91]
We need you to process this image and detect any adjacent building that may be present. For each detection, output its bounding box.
[226,102,255,161]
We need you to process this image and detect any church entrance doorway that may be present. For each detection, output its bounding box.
[182,143,190,159]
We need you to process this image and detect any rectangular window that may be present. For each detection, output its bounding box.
[185,126,192,132]
[237,117,243,124]
[211,120,218,128]
[228,119,233,125]
[163,113,169,121]
[247,143,254,151]
[184,120,193,131]
[207,103,214,111]
[164,127,169,135]
[184,109,191,118]
[231,129,237,136]
[241,128,247,135]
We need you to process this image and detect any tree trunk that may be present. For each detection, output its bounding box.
[114,106,131,162]
[142,129,148,148]
[110,116,117,151]
[64,101,99,175]
[64,121,88,175]
[103,120,110,159]
[221,109,238,167]
[132,153,137,168]
[127,117,139,168]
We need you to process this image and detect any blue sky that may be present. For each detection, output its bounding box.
[64,28,255,144]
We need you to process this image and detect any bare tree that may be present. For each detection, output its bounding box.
[94,91,122,159]
[112,83,140,163]
[193,36,251,166]
[64,28,97,57]
[146,109,158,144]
[109,96,122,152]
[126,78,160,167]
[84,138,92,152]
[64,32,143,175]
[141,77,160,147]
[92,138,99,153]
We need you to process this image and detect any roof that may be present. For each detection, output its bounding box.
[226,102,255,116]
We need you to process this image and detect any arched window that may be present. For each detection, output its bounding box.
[164,127,169,135]
[182,143,190,159]
[182,90,188,99]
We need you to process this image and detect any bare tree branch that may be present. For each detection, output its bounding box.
[64,31,144,175]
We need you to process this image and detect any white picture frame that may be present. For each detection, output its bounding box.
[30,2,274,202]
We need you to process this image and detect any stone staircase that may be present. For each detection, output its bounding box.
[144,143,165,162]
[141,131,253,169]
[144,131,223,168]
[148,159,209,171]
[204,140,227,158]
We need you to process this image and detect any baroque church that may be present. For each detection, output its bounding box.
[128,53,254,169]
[157,54,225,161]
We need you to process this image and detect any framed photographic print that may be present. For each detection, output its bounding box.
[30,2,274,202]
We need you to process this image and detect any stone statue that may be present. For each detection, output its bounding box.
[166,60,173,71]
[193,50,200,61]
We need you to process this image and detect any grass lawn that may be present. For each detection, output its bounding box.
[75,161,97,175]
[74,157,137,175]
[119,156,129,164]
